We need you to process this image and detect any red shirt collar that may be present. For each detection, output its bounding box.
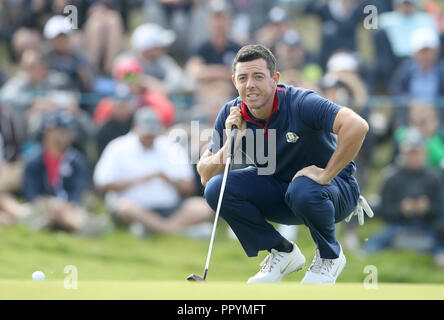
[240,88,282,139]
[43,150,63,187]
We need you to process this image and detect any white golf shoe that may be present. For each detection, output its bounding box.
[247,241,306,283]
[301,246,346,285]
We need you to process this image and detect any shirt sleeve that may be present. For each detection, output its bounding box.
[23,159,41,202]
[68,153,90,204]
[93,140,121,187]
[296,91,342,132]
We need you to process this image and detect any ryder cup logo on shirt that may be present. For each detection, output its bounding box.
[286,132,299,143]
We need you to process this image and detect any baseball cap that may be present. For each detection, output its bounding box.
[112,55,143,82]
[43,15,72,40]
[411,28,440,53]
[400,128,424,151]
[327,52,359,73]
[131,23,176,52]
[134,108,163,135]
[43,110,75,131]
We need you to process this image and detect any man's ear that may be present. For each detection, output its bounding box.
[273,72,280,85]
[232,74,236,87]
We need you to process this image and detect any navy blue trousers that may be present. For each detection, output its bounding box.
[204,166,360,259]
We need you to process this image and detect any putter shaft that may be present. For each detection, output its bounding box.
[199,125,238,281]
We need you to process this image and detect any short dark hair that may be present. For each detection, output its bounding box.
[232,44,277,76]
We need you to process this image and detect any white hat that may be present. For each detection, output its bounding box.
[209,0,232,15]
[43,15,72,40]
[131,23,176,52]
[269,6,288,23]
[411,28,440,53]
[327,52,359,73]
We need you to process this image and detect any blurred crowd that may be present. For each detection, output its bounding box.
[1,0,444,267]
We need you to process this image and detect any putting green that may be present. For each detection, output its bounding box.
[1,280,443,300]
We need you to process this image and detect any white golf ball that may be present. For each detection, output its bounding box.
[32,271,45,281]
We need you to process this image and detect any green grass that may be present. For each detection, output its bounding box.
[0,218,443,288]
[1,280,444,300]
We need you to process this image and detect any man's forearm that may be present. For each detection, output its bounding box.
[323,118,369,183]
[197,145,229,186]
[97,174,153,193]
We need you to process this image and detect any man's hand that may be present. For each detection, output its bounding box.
[225,105,245,135]
[225,105,247,153]
[292,165,331,185]
[401,197,417,217]
[415,196,430,216]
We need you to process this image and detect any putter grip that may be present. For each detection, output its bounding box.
[228,124,238,159]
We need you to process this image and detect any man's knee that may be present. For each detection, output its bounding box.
[285,178,327,215]
[114,198,140,220]
[203,174,224,210]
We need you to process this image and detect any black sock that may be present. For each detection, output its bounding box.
[270,238,293,253]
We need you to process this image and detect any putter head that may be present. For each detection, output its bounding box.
[187,274,206,282]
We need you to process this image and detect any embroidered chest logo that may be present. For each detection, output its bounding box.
[286,132,299,143]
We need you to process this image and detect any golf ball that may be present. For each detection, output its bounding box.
[32,271,45,281]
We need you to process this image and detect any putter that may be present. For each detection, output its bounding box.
[187,124,238,282]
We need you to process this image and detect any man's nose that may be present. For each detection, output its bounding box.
[246,77,256,89]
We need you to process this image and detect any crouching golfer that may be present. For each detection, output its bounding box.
[197,44,372,284]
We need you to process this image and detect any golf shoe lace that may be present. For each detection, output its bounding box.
[308,249,334,275]
[260,251,284,273]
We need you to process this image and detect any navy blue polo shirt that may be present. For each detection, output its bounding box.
[209,84,356,182]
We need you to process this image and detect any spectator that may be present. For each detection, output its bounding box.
[0,49,70,139]
[25,90,96,161]
[83,1,124,76]
[185,1,241,84]
[394,101,444,169]
[93,55,176,128]
[0,105,23,226]
[374,0,437,90]
[228,0,278,45]
[130,23,194,95]
[96,83,136,157]
[11,28,42,63]
[143,0,192,28]
[254,6,292,53]
[323,52,369,115]
[0,0,31,61]
[364,128,444,267]
[42,15,95,100]
[190,80,235,126]
[303,0,369,70]
[275,29,323,89]
[143,0,194,60]
[93,108,214,237]
[22,110,91,232]
[389,27,444,125]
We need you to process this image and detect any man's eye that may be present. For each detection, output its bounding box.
[255,75,264,80]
